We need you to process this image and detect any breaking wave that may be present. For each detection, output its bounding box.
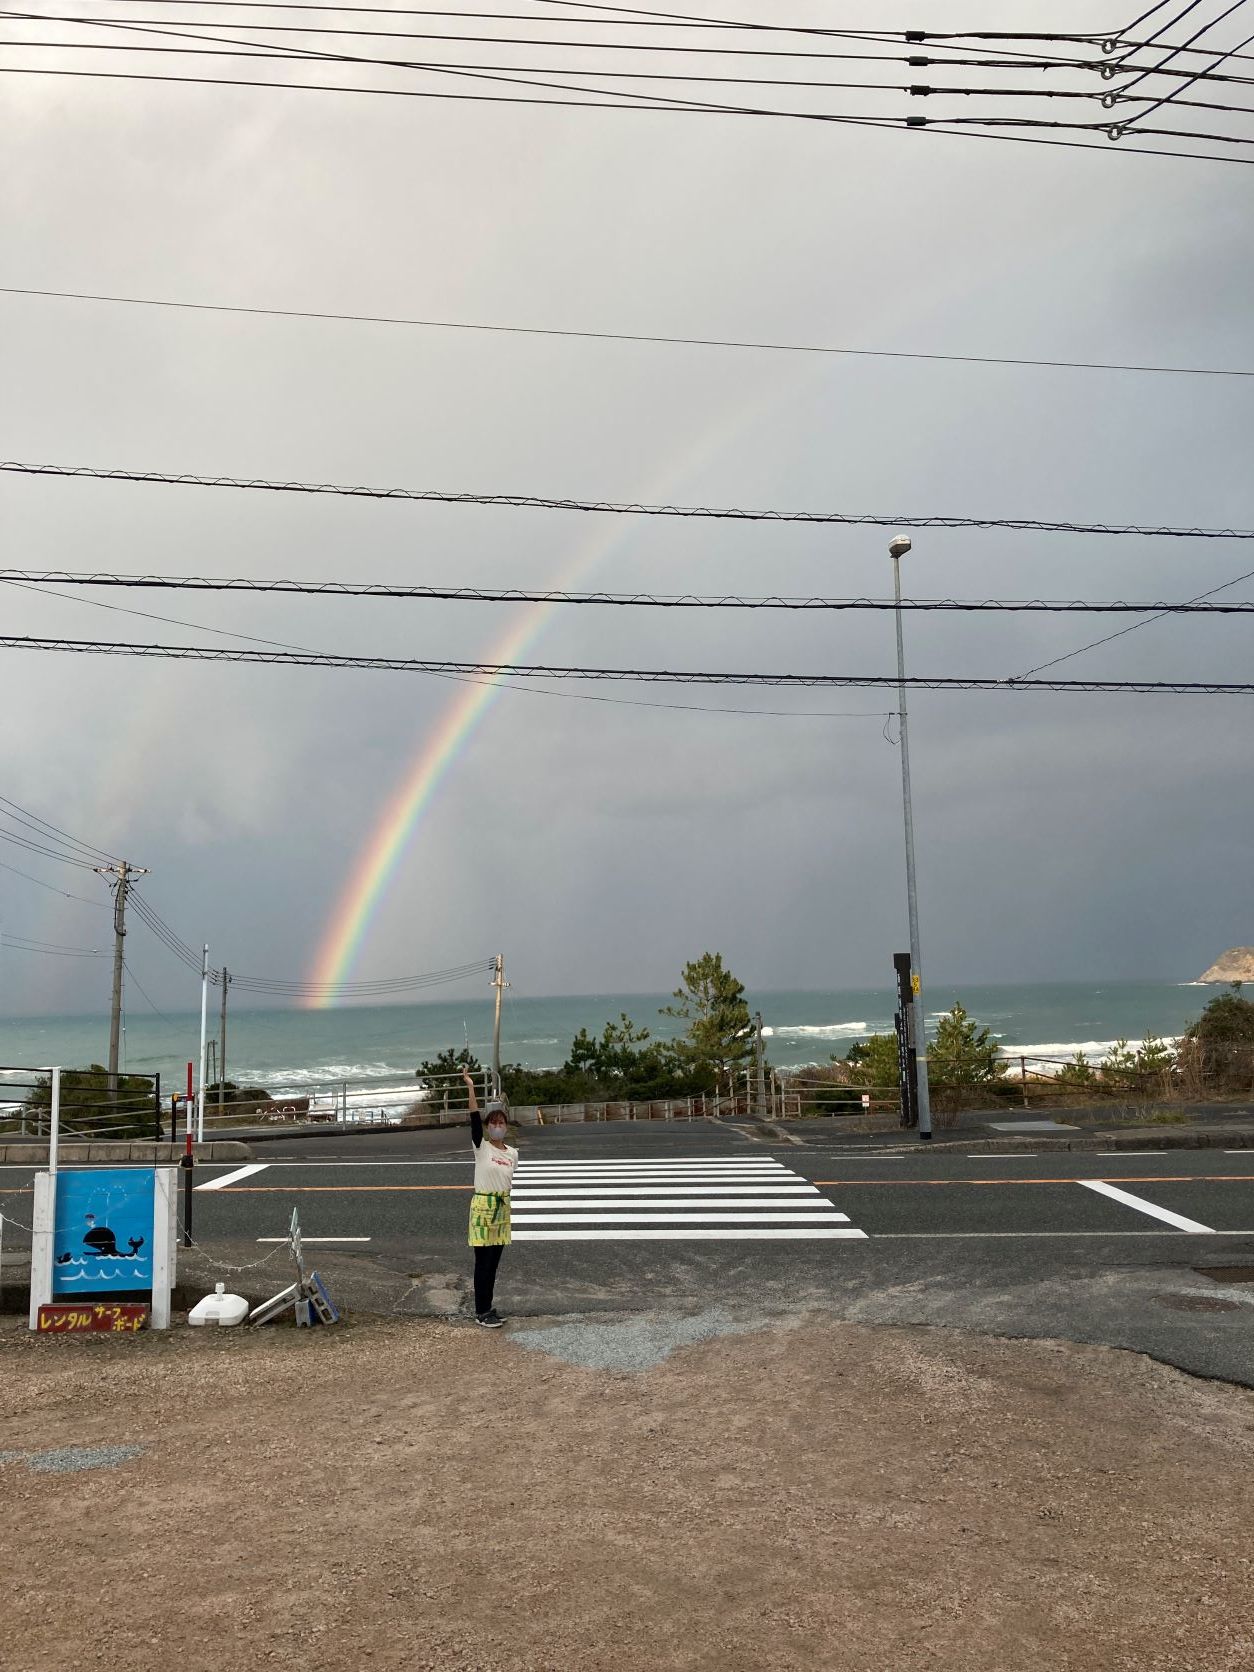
[763,1022,875,1039]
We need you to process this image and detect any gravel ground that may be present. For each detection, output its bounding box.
[2,1312,1253,1671]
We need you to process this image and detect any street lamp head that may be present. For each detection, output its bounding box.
[888,534,913,560]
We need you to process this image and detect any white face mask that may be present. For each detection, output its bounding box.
[487,1123,507,1142]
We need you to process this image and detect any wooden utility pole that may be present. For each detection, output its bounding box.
[218,967,230,1117]
[94,859,148,1089]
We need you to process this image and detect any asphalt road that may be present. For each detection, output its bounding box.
[4,1121,1253,1384]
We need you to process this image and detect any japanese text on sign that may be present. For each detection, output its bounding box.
[37,1303,149,1334]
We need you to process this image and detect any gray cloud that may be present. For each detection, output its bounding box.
[1,1,1252,1016]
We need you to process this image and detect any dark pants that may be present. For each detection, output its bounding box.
[473,1245,504,1315]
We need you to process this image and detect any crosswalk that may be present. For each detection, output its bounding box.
[509,1155,866,1242]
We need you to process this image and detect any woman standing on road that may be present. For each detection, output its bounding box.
[464,1067,517,1328]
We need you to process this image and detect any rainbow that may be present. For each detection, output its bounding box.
[306,361,829,1004]
[304,535,610,1002]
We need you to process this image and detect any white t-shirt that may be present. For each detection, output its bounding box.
[473,1135,518,1195]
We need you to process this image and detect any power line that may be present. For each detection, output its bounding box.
[0,939,107,957]
[0,857,111,908]
[3,930,105,954]
[546,0,1254,66]
[2,560,893,722]
[0,790,122,864]
[19,38,1254,115]
[0,630,1249,691]
[123,956,170,1018]
[1010,564,1254,680]
[6,568,1254,613]
[0,14,1108,70]
[2,63,1245,166]
[129,890,202,970]
[13,16,1253,94]
[0,826,100,869]
[6,458,1253,540]
[1113,0,1252,96]
[1114,26,1254,131]
[5,284,1251,379]
[64,1,1254,68]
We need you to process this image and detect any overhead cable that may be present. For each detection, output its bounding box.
[11,16,1253,87]
[0,826,100,869]
[1113,27,1254,131]
[5,458,1252,540]
[4,285,1251,379]
[0,857,110,908]
[0,791,121,864]
[2,558,892,724]
[1112,0,1252,95]
[0,631,1250,692]
[0,939,107,958]
[6,568,1254,613]
[1010,564,1254,681]
[2,64,1244,165]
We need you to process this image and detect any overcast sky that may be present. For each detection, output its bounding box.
[1,2,1252,1017]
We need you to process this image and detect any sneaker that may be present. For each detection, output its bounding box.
[476,1310,505,1329]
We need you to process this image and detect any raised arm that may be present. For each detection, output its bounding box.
[462,1068,482,1146]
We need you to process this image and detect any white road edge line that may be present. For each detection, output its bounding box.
[255,1236,372,1243]
[511,1228,868,1241]
[864,1230,1254,1238]
[1078,1179,1216,1233]
[196,1163,269,1191]
[1092,1151,1171,1158]
[966,1154,1037,1159]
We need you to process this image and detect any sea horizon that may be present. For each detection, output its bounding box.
[0,979,1230,1104]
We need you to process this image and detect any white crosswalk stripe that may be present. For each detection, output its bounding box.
[510,1156,864,1242]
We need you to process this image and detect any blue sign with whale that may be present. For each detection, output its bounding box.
[52,1170,155,1297]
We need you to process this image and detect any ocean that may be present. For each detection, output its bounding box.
[0,981,1223,1111]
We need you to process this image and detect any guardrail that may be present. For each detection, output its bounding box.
[0,1065,163,1141]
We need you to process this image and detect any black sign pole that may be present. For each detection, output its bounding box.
[893,953,920,1129]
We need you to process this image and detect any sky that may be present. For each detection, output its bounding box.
[1,1,1252,1019]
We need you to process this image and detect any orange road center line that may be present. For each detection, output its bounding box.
[812,1175,1254,1187]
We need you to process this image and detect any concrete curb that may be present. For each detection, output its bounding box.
[0,1141,252,1164]
[242,1113,472,1144]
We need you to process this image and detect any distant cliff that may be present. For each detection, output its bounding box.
[1200,947,1254,983]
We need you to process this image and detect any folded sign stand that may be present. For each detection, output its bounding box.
[249,1208,339,1327]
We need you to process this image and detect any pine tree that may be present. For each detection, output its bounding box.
[661,952,755,1073]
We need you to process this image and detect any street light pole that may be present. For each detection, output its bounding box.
[196,944,209,1145]
[889,535,933,1141]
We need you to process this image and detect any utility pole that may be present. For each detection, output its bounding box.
[218,967,230,1117]
[753,1011,767,1118]
[490,954,507,1095]
[889,534,933,1141]
[196,944,209,1145]
[93,859,149,1090]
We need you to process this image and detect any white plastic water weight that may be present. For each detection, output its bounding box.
[188,1282,249,1327]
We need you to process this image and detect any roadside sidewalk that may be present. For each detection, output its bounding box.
[768,1103,1254,1154]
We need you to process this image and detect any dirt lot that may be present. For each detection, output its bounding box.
[2,1312,1253,1672]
